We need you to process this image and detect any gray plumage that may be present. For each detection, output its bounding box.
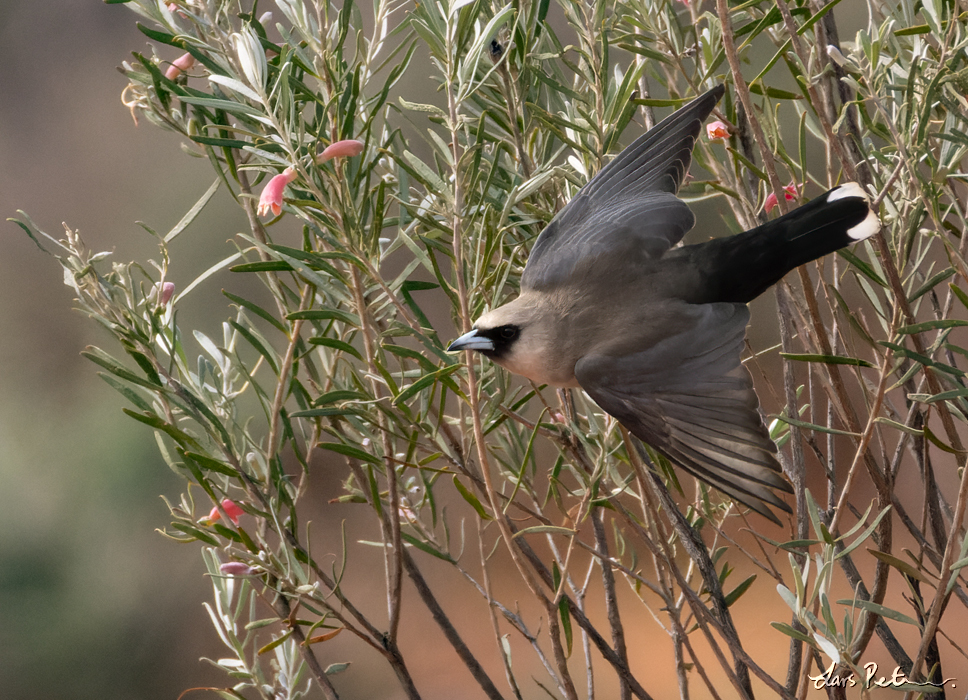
[448,85,879,523]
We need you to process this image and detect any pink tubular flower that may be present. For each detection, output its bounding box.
[257,167,297,217]
[765,182,800,213]
[317,139,365,163]
[706,120,729,140]
[206,499,245,525]
[160,282,176,306]
[165,52,195,81]
[219,562,258,576]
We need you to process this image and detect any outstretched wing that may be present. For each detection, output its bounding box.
[522,85,725,292]
[574,301,792,523]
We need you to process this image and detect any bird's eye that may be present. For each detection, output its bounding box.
[498,326,518,341]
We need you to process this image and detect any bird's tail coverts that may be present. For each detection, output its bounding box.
[771,181,880,258]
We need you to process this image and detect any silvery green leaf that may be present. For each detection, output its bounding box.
[812,632,841,665]
[231,27,267,91]
[208,74,262,104]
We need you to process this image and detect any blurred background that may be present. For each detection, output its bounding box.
[0,1,243,696]
[2,2,967,699]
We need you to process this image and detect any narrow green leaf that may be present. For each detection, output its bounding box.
[774,538,824,551]
[867,549,931,583]
[776,583,800,614]
[82,347,162,390]
[559,594,573,657]
[182,451,240,477]
[872,416,923,435]
[781,353,874,368]
[289,407,361,418]
[230,261,293,273]
[402,150,448,194]
[400,532,455,563]
[8,214,52,254]
[724,574,757,606]
[770,621,814,644]
[97,373,153,412]
[308,337,364,361]
[773,414,860,437]
[880,341,965,377]
[122,409,202,450]
[317,442,381,465]
[838,248,888,287]
[894,24,931,35]
[178,251,243,300]
[835,599,919,626]
[922,387,968,404]
[950,283,968,310]
[453,475,491,520]
[393,365,460,406]
[287,308,359,326]
[748,84,802,100]
[837,506,891,560]
[229,320,279,374]
[397,97,447,116]
[222,290,287,333]
[125,346,163,385]
[400,280,439,331]
[512,525,577,538]
[314,390,368,405]
[908,268,956,302]
[208,74,262,103]
[257,631,293,655]
[896,319,968,334]
[169,522,220,545]
[164,179,220,243]
[924,426,961,454]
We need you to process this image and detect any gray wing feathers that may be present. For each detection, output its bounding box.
[575,302,792,523]
[522,193,696,290]
[578,84,726,202]
[523,86,724,289]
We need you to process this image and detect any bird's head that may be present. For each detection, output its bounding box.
[447,294,576,387]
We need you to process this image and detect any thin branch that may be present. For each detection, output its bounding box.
[401,549,506,700]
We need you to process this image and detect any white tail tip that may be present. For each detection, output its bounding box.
[828,182,880,241]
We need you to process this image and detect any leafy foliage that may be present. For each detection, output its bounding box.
[15,0,968,696]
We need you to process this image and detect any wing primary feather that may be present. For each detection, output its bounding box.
[582,85,725,201]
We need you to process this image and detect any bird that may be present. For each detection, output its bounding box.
[447,84,880,523]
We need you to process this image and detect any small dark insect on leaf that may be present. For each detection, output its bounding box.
[489,38,504,62]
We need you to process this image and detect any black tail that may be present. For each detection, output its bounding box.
[688,183,880,304]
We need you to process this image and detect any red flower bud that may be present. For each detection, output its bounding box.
[165,53,195,81]
[765,182,800,213]
[219,562,258,576]
[160,282,175,306]
[317,139,365,163]
[205,499,245,525]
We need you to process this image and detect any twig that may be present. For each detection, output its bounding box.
[716,0,791,214]
[273,594,340,700]
[401,549,506,700]
[592,509,631,700]
[478,520,525,700]
[350,265,404,644]
[267,285,313,459]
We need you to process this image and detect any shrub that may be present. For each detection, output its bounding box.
[15,0,968,696]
